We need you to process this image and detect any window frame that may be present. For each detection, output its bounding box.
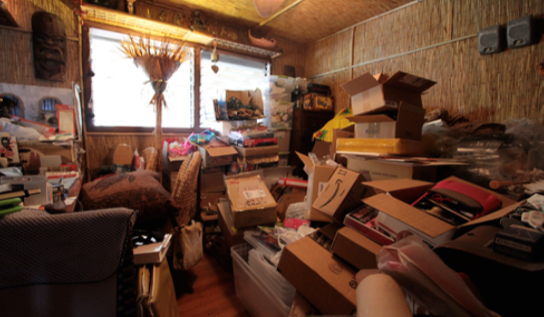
[85,23,271,135]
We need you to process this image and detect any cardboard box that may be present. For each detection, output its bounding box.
[277,237,357,315]
[341,71,436,116]
[312,168,369,223]
[296,152,336,222]
[217,200,254,247]
[201,168,226,193]
[198,144,237,168]
[347,102,425,141]
[336,138,422,156]
[166,155,187,172]
[347,157,437,182]
[362,177,519,246]
[234,145,279,157]
[331,226,382,270]
[225,174,277,229]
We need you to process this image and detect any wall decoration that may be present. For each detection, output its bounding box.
[83,0,118,9]
[119,36,191,150]
[0,0,17,27]
[32,12,67,82]
[248,30,276,48]
[189,11,208,32]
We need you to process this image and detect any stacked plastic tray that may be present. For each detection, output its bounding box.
[231,231,296,316]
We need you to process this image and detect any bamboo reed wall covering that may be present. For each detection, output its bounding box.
[305,0,544,124]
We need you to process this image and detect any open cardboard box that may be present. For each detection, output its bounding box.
[312,167,369,223]
[277,236,357,315]
[362,176,519,247]
[296,152,336,222]
[331,226,382,270]
[347,102,425,140]
[198,143,238,169]
[224,173,277,229]
[341,71,436,116]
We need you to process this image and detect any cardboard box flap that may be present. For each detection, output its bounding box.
[207,146,238,157]
[384,71,436,94]
[296,151,315,171]
[341,73,381,96]
[397,102,426,117]
[460,201,522,227]
[347,114,396,124]
[363,178,434,203]
[364,193,455,238]
[373,73,389,84]
[363,179,434,193]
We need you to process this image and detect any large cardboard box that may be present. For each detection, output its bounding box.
[296,152,336,222]
[201,168,226,193]
[217,200,254,247]
[277,237,357,315]
[198,144,237,168]
[336,138,422,156]
[331,226,382,270]
[347,157,437,182]
[341,71,436,116]
[362,177,519,246]
[347,102,425,141]
[224,174,277,229]
[312,168,369,223]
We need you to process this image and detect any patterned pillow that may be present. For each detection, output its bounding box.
[81,170,179,229]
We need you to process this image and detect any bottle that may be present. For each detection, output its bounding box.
[291,85,303,109]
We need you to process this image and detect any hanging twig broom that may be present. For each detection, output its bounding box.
[119,35,191,160]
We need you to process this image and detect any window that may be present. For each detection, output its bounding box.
[90,28,194,130]
[89,28,269,132]
[200,50,269,128]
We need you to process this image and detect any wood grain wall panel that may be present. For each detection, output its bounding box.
[271,38,306,76]
[305,0,544,123]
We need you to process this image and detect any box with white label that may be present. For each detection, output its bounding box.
[225,174,277,229]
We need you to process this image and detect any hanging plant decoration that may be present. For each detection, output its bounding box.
[119,35,191,151]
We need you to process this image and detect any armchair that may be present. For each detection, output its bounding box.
[0,208,138,317]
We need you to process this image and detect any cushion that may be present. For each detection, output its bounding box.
[81,170,179,229]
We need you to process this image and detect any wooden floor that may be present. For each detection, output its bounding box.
[172,253,250,317]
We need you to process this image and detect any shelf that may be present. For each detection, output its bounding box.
[83,4,282,59]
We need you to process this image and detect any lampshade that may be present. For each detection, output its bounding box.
[254,0,285,18]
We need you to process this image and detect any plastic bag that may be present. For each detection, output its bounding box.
[285,201,307,219]
[377,235,497,317]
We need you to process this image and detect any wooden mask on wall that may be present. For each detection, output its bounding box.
[32,12,66,82]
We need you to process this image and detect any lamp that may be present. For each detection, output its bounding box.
[253,0,285,18]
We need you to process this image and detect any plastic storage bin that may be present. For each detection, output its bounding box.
[231,243,291,317]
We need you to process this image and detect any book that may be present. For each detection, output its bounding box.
[0,188,41,201]
[133,233,172,265]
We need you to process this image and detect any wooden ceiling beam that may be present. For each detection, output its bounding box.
[255,0,306,28]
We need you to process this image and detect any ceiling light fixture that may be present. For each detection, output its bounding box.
[253,0,286,18]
